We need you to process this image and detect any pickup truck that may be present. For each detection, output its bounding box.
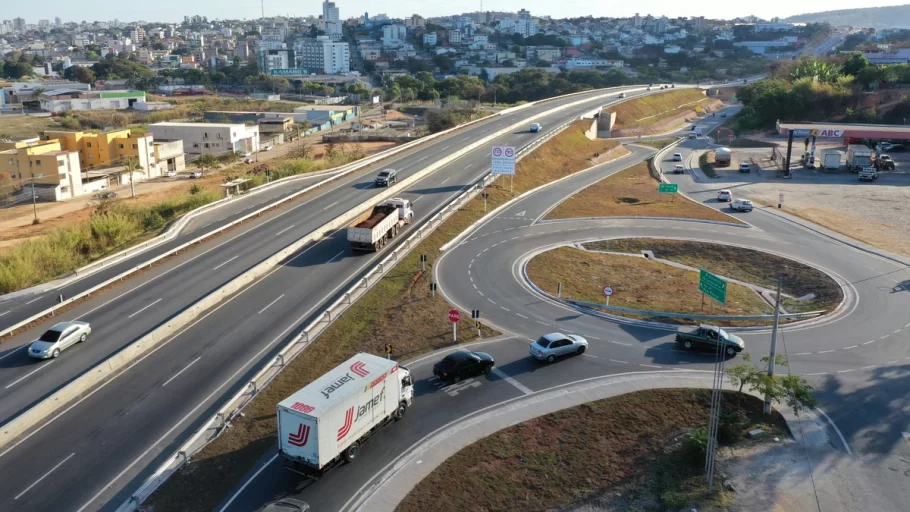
[675,324,744,356]
[858,167,878,181]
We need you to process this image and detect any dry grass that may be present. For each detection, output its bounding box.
[544,161,742,224]
[611,90,711,131]
[398,389,786,512]
[526,247,772,322]
[584,239,844,314]
[0,115,56,139]
[145,119,629,512]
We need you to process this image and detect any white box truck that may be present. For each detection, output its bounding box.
[822,151,841,171]
[846,145,873,171]
[714,147,732,167]
[347,198,414,252]
[278,353,414,478]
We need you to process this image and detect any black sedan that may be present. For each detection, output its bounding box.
[433,351,495,382]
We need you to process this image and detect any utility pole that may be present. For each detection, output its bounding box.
[31,179,39,224]
[764,276,783,415]
[127,156,136,198]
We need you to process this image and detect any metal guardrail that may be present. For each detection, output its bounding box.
[567,300,825,321]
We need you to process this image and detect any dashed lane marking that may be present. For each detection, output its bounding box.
[610,359,629,364]
[516,313,528,319]
[491,368,533,395]
[844,345,858,350]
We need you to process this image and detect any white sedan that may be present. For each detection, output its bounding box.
[530,333,588,363]
[717,189,733,202]
[29,321,92,359]
[732,198,753,212]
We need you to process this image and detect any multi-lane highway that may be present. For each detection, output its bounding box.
[0,85,680,511]
[217,109,910,512]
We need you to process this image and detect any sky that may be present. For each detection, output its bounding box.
[7,0,910,25]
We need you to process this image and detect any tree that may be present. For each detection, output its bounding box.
[63,65,96,83]
[725,352,818,415]
[195,153,219,176]
[841,53,869,77]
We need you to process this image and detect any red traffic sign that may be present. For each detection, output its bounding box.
[603,286,614,297]
[448,309,461,323]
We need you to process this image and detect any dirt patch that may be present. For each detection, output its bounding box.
[144,120,629,512]
[584,238,844,314]
[544,161,740,224]
[398,389,787,512]
[0,115,56,139]
[609,90,721,135]
[526,247,772,324]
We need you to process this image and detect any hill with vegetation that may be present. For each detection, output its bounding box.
[786,4,910,29]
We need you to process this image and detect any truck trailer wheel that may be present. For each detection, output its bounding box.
[394,402,408,421]
[344,442,360,463]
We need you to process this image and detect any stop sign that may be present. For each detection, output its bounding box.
[448,309,461,323]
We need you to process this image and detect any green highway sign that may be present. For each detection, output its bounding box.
[699,269,727,304]
[658,183,679,194]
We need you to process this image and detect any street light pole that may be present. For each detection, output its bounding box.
[31,180,38,224]
[128,156,136,199]
[764,275,783,415]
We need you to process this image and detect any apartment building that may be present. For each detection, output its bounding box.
[0,141,83,201]
[149,122,260,156]
[297,36,350,74]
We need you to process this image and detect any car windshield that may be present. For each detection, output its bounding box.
[718,328,729,340]
[535,337,551,348]
[378,171,390,177]
[39,329,63,342]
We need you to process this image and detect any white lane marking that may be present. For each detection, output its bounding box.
[441,177,452,185]
[417,155,429,162]
[327,250,345,264]
[477,291,484,296]
[440,145,451,151]
[610,359,629,364]
[161,356,202,387]
[816,407,853,455]
[127,298,163,319]
[274,224,296,236]
[817,350,835,354]
[218,453,280,512]
[536,320,549,326]
[472,283,477,289]
[491,368,533,395]
[258,294,285,315]
[0,311,9,317]
[844,345,858,350]
[464,164,472,169]
[516,313,528,319]
[888,360,899,364]
[905,321,910,329]
[322,200,340,211]
[500,307,510,312]
[487,298,496,304]
[863,340,876,345]
[792,352,812,356]
[212,255,239,271]
[806,372,827,376]
[5,361,54,389]
[894,330,902,335]
[861,366,876,370]
[14,452,75,500]
[411,196,422,204]
[836,369,854,373]
[24,296,44,305]
[639,364,662,369]
[880,335,890,340]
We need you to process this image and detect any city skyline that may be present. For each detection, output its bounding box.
[5,0,909,26]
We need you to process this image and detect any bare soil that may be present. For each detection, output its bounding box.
[610,90,715,131]
[398,389,787,512]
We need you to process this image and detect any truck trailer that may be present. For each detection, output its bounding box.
[846,145,873,171]
[347,198,414,252]
[278,353,414,478]
[822,151,842,171]
[714,147,732,167]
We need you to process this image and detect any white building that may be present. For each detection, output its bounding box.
[564,58,624,70]
[297,36,351,74]
[148,123,260,157]
[322,1,343,41]
[382,24,407,48]
[38,89,146,112]
[423,32,437,46]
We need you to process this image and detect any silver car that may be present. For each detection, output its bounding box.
[28,321,92,359]
[530,333,588,363]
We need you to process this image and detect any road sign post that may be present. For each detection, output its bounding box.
[699,270,727,305]
[420,254,427,271]
[472,310,481,337]
[778,192,784,209]
[603,285,614,306]
[448,309,461,341]
[430,282,437,298]
[385,344,393,360]
[491,146,516,178]
[658,183,678,203]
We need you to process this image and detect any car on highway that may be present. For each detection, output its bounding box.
[739,162,752,173]
[374,168,397,187]
[676,324,744,356]
[433,351,495,382]
[672,153,683,162]
[28,321,92,359]
[530,123,542,133]
[731,198,753,212]
[717,189,732,202]
[673,164,685,174]
[721,112,728,118]
[688,132,698,139]
[530,333,588,363]
[258,498,310,512]
[618,92,626,98]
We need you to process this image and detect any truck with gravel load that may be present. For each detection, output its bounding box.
[347,198,414,252]
[847,145,873,171]
[714,147,732,167]
[278,353,414,478]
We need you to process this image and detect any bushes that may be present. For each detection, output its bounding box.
[0,188,220,294]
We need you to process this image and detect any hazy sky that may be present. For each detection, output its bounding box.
[8,0,909,25]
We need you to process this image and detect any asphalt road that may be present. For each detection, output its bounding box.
[217,109,910,512]
[0,85,676,512]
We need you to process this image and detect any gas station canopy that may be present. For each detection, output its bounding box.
[776,120,910,140]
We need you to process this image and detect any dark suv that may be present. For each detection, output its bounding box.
[433,351,495,382]
[375,169,397,187]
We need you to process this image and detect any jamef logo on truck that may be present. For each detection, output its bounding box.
[337,388,386,441]
[288,424,311,447]
[320,361,370,399]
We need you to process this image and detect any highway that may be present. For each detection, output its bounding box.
[0,85,670,512]
[217,109,910,512]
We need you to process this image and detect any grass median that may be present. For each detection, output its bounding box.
[145,120,629,511]
[398,389,787,512]
[699,151,718,178]
[611,89,712,131]
[526,246,773,324]
[543,160,740,223]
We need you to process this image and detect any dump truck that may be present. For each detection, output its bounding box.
[278,353,414,478]
[347,198,413,252]
[846,145,873,171]
[714,147,732,167]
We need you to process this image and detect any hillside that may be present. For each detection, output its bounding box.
[786,4,910,29]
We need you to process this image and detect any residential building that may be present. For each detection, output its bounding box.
[405,15,426,28]
[0,140,83,201]
[448,30,463,44]
[131,27,146,44]
[564,58,624,70]
[44,129,160,179]
[753,22,802,33]
[297,36,351,74]
[382,24,407,48]
[732,40,791,55]
[527,46,561,61]
[322,0,343,41]
[259,48,297,74]
[423,33,438,46]
[38,89,146,112]
[148,122,260,157]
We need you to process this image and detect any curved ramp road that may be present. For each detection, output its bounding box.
[0,86,671,512]
[218,111,910,512]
